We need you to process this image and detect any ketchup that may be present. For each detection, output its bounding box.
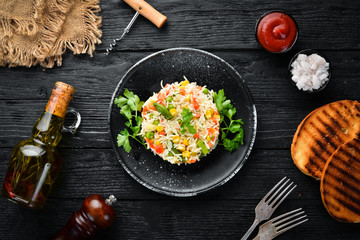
[256,11,298,53]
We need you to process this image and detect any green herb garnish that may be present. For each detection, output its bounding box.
[214,89,244,152]
[180,108,197,134]
[114,89,145,153]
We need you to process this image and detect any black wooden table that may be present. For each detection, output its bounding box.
[1,0,359,239]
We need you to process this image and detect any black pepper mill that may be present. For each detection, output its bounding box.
[49,194,117,240]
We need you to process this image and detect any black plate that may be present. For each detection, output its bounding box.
[109,48,257,196]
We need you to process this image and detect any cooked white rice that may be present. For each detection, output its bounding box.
[140,78,220,164]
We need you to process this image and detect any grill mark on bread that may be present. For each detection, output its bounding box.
[305,155,322,176]
[315,116,340,149]
[325,159,360,191]
[324,194,360,219]
[328,103,350,125]
[316,112,346,144]
[292,100,360,180]
[322,181,360,216]
[355,104,360,113]
[321,137,360,222]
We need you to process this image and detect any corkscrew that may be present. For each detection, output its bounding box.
[105,0,167,55]
[49,194,117,240]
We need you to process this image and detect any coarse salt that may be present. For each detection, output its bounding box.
[290,53,329,91]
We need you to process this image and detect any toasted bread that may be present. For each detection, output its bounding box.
[291,100,360,179]
[320,138,360,223]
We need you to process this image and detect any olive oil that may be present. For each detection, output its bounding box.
[1,82,75,209]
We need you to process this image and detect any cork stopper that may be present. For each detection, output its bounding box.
[45,82,75,118]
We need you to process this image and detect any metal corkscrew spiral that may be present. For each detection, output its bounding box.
[105,11,140,55]
[104,0,167,55]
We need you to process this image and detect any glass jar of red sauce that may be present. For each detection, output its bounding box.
[256,11,298,53]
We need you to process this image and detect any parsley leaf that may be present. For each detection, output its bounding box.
[214,89,225,112]
[114,89,145,152]
[214,89,245,153]
[180,108,196,134]
[117,129,132,153]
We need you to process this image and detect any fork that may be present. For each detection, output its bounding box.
[240,177,296,240]
[253,208,308,240]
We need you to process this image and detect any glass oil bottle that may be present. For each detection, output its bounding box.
[1,82,80,209]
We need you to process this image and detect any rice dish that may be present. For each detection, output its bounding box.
[290,53,329,91]
[140,78,220,164]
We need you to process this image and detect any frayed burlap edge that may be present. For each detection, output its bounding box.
[0,0,102,68]
[0,0,45,37]
[49,0,102,62]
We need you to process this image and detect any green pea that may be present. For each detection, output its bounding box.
[153,120,160,125]
[146,131,154,139]
[168,104,175,110]
[149,113,154,119]
[166,96,173,102]
[203,88,209,94]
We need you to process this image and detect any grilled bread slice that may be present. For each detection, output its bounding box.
[291,100,360,179]
[320,138,360,223]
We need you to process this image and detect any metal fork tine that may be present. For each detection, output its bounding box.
[275,213,307,229]
[275,218,308,237]
[271,184,297,208]
[261,177,287,203]
[266,179,291,204]
[268,208,302,222]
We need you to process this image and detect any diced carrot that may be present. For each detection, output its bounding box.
[145,137,155,149]
[149,104,156,111]
[194,132,200,139]
[193,97,199,110]
[212,117,218,125]
[197,86,202,90]
[208,128,216,136]
[189,159,197,163]
[194,112,201,118]
[208,141,213,149]
[158,92,165,102]
[159,131,166,136]
[180,88,186,96]
[155,145,164,154]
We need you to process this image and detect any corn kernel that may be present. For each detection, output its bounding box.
[183,138,189,146]
[177,145,185,152]
[182,150,190,158]
[181,80,189,86]
[173,136,180,144]
[185,94,191,102]
[179,86,185,89]
[214,114,220,120]
[191,152,197,156]
[205,110,212,119]
[146,124,157,131]
[206,135,211,141]
[170,108,177,116]
[155,140,161,145]
[156,125,164,132]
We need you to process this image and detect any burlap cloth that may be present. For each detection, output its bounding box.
[0,0,102,68]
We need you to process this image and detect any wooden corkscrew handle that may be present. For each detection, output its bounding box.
[49,194,117,240]
[124,0,167,28]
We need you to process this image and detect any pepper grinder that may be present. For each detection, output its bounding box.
[50,194,117,240]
